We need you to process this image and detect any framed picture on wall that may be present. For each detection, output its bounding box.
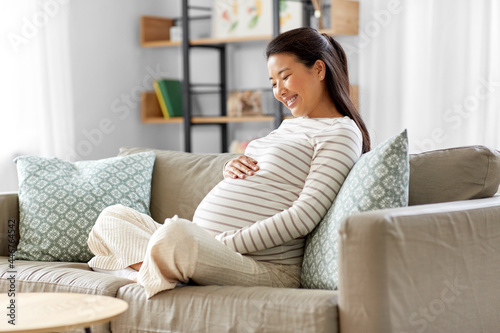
[279,0,303,33]
[239,0,272,36]
[212,0,303,38]
[212,0,240,38]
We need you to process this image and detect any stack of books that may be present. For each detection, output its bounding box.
[153,79,183,118]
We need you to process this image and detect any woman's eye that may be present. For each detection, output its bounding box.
[283,75,290,81]
[271,83,277,88]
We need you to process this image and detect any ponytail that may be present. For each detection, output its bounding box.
[322,34,348,77]
[322,33,371,154]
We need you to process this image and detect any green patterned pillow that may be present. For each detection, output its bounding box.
[301,130,409,289]
[14,152,155,262]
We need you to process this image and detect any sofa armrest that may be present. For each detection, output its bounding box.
[0,192,19,257]
[338,196,500,333]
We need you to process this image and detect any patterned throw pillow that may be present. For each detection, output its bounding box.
[14,152,155,262]
[301,130,409,289]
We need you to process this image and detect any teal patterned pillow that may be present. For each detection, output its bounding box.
[14,152,155,262]
[301,130,409,289]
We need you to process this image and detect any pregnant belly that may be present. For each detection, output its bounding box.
[192,175,302,236]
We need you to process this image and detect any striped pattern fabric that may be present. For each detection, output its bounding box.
[193,117,362,264]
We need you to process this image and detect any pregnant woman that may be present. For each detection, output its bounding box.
[87,27,370,298]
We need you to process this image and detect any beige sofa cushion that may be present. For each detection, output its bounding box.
[0,257,133,296]
[114,283,339,333]
[118,147,238,223]
[409,146,500,205]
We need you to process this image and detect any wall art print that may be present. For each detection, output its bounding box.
[212,0,303,38]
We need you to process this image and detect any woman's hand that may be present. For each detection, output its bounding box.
[224,155,259,179]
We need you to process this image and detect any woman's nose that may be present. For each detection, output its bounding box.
[276,82,287,96]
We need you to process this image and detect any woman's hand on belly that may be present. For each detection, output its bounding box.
[224,155,260,179]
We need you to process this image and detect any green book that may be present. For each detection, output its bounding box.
[156,79,183,117]
[153,81,169,119]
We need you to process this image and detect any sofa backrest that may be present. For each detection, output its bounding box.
[119,147,238,223]
[408,146,500,206]
[120,145,500,222]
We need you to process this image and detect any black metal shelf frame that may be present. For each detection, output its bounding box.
[181,0,285,152]
[182,2,228,152]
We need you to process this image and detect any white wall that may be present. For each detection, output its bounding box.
[69,0,183,161]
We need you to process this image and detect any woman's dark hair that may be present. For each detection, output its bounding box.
[266,27,371,153]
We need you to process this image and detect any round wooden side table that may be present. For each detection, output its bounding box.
[1,292,128,333]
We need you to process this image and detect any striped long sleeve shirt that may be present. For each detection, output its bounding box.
[192,116,362,264]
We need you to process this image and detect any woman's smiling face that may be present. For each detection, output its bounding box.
[268,53,326,118]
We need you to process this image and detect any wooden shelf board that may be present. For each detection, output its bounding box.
[141,35,271,48]
[191,116,275,123]
[141,40,182,47]
[318,28,357,36]
[142,117,184,124]
[141,116,275,124]
[191,35,272,45]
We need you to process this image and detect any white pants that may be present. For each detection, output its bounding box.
[87,205,301,298]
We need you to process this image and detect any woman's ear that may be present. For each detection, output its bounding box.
[314,60,326,80]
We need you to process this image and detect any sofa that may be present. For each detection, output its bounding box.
[1,144,500,333]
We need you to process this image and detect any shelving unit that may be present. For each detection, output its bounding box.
[140,0,359,153]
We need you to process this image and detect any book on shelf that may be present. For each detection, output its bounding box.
[153,79,183,118]
[153,81,169,118]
